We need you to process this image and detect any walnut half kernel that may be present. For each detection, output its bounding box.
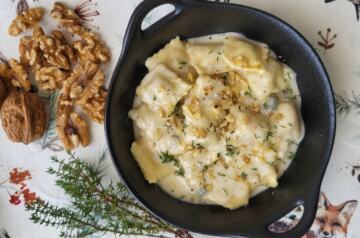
[57,111,90,150]
[8,7,45,36]
[35,67,68,91]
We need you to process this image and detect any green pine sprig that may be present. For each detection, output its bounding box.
[335,91,360,116]
[25,150,192,238]
[36,91,64,152]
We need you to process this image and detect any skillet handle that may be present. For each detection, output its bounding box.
[256,196,318,238]
[127,0,188,38]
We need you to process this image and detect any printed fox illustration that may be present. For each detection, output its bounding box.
[303,192,358,238]
[325,0,360,20]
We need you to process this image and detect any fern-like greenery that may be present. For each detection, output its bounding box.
[335,91,360,116]
[26,151,192,238]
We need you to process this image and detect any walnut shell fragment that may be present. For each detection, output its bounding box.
[1,92,48,144]
[8,7,45,36]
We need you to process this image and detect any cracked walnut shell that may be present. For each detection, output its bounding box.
[8,7,45,36]
[1,92,48,144]
[57,111,90,150]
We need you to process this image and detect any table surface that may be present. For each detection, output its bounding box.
[0,0,359,238]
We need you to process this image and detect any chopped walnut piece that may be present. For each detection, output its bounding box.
[66,61,105,105]
[73,30,111,64]
[8,7,45,36]
[50,2,82,31]
[215,114,235,136]
[80,88,106,123]
[57,111,90,150]
[35,67,68,91]
[8,59,31,91]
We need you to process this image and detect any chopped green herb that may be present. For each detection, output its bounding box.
[178,60,187,65]
[218,172,226,177]
[170,103,182,117]
[153,95,157,101]
[285,71,292,81]
[244,86,252,96]
[192,141,205,150]
[159,152,185,177]
[251,168,258,171]
[225,143,238,157]
[287,152,295,160]
[202,165,209,172]
[203,159,219,173]
[209,49,214,54]
[288,122,293,127]
[265,131,273,142]
[223,188,229,195]
[241,172,248,180]
[287,139,298,146]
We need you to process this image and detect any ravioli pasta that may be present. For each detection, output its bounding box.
[129,33,304,209]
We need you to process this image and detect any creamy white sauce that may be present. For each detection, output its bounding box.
[130,33,304,209]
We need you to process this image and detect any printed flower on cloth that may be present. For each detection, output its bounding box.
[0,0,359,238]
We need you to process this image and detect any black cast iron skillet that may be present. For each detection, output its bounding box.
[105,0,336,237]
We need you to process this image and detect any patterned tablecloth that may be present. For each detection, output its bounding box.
[0,0,360,238]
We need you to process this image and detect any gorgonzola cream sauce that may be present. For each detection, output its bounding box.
[129,33,304,209]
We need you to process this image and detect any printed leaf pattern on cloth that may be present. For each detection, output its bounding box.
[0,168,37,205]
[317,28,337,53]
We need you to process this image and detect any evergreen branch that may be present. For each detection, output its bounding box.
[26,151,191,238]
[335,91,360,116]
[35,91,64,151]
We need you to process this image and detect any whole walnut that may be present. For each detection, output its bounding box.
[1,92,48,144]
[0,77,8,107]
